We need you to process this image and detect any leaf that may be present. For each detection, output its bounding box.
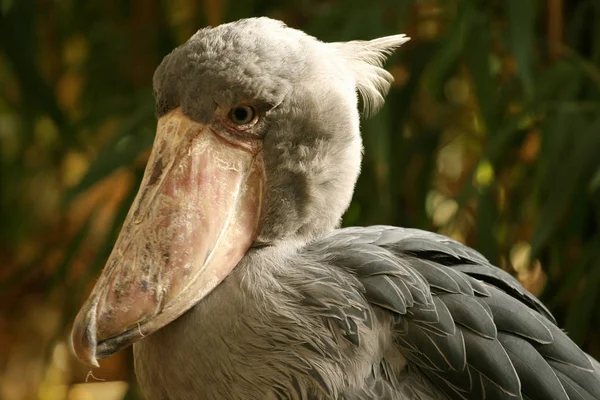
[530,115,600,258]
[363,106,392,221]
[48,208,96,292]
[550,234,600,308]
[63,102,155,205]
[593,3,600,65]
[506,0,536,98]
[1,0,13,15]
[534,60,582,101]
[0,0,68,134]
[475,185,500,264]
[387,43,438,228]
[465,7,497,134]
[564,248,600,343]
[453,111,526,209]
[589,166,600,192]
[427,1,472,97]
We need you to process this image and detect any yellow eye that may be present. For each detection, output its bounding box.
[229,105,256,125]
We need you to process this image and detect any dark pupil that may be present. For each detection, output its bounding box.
[233,107,249,122]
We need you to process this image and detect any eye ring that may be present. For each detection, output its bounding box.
[228,105,257,126]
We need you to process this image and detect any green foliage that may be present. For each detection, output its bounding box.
[0,0,599,395]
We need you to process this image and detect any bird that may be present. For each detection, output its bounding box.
[71,17,600,400]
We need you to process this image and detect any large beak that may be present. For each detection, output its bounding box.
[71,108,264,367]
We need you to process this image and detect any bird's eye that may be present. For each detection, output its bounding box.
[229,105,256,126]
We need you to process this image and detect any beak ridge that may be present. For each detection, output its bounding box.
[71,109,264,366]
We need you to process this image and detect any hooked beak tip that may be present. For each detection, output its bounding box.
[71,304,100,367]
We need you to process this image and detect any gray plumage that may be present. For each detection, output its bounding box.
[134,226,600,399]
[126,17,600,399]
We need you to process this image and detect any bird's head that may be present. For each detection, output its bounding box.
[71,17,408,367]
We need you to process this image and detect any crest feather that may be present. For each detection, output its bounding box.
[332,34,410,117]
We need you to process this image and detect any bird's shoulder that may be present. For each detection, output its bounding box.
[297,225,600,400]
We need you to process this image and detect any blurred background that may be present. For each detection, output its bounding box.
[1,0,599,398]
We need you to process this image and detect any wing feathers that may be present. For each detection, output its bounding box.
[438,293,497,339]
[483,286,554,344]
[498,332,569,400]
[305,226,600,399]
[461,329,521,396]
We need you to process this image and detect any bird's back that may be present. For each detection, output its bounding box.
[302,226,600,400]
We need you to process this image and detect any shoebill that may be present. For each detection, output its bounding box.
[71,17,600,400]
